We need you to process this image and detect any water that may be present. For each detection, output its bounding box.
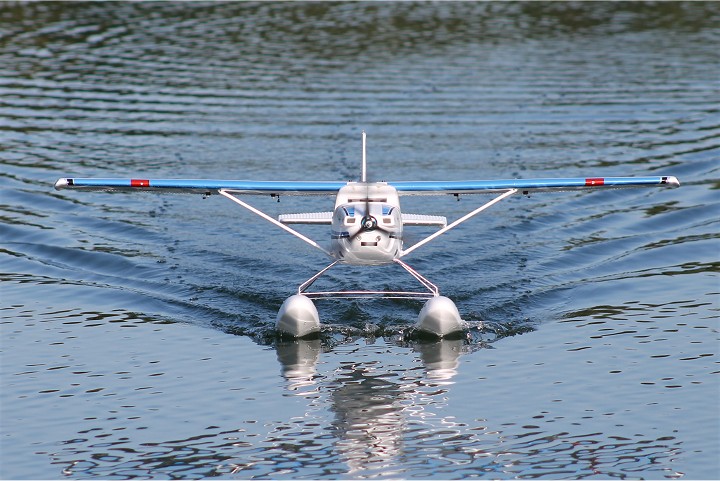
[1,2,718,479]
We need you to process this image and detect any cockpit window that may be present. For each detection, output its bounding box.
[382,204,395,225]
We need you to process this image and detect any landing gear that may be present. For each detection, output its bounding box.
[416,296,463,338]
[219,185,519,341]
[276,294,320,338]
[274,262,464,339]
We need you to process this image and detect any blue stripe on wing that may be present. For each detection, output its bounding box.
[388,176,679,194]
[55,178,348,195]
[55,176,679,195]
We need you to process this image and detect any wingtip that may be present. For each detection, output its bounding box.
[664,176,680,188]
[54,178,72,190]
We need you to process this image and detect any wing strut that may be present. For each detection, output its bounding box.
[296,259,438,300]
[219,189,331,257]
[401,188,518,257]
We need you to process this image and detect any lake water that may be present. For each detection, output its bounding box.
[1,2,718,479]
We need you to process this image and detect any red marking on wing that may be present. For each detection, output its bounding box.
[131,179,150,187]
[585,178,605,186]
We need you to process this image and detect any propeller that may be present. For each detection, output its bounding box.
[347,189,375,242]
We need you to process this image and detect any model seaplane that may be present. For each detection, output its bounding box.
[55,132,679,338]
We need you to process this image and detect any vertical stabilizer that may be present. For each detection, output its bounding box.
[361,130,367,182]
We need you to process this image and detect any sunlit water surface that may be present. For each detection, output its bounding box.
[1,3,718,479]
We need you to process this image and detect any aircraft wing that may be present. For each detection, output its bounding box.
[388,176,680,195]
[54,178,348,196]
[55,176,680,196]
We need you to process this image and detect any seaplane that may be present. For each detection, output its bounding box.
[55,132,679,338]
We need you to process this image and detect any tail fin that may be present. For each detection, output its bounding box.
[361,131,367,182]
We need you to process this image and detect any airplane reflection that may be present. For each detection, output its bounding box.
[275,338,322,391]
[275,338,466,390]
[275,338,469,475]
[415,338,463,381]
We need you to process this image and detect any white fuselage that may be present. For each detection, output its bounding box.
[330,183,403,265]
